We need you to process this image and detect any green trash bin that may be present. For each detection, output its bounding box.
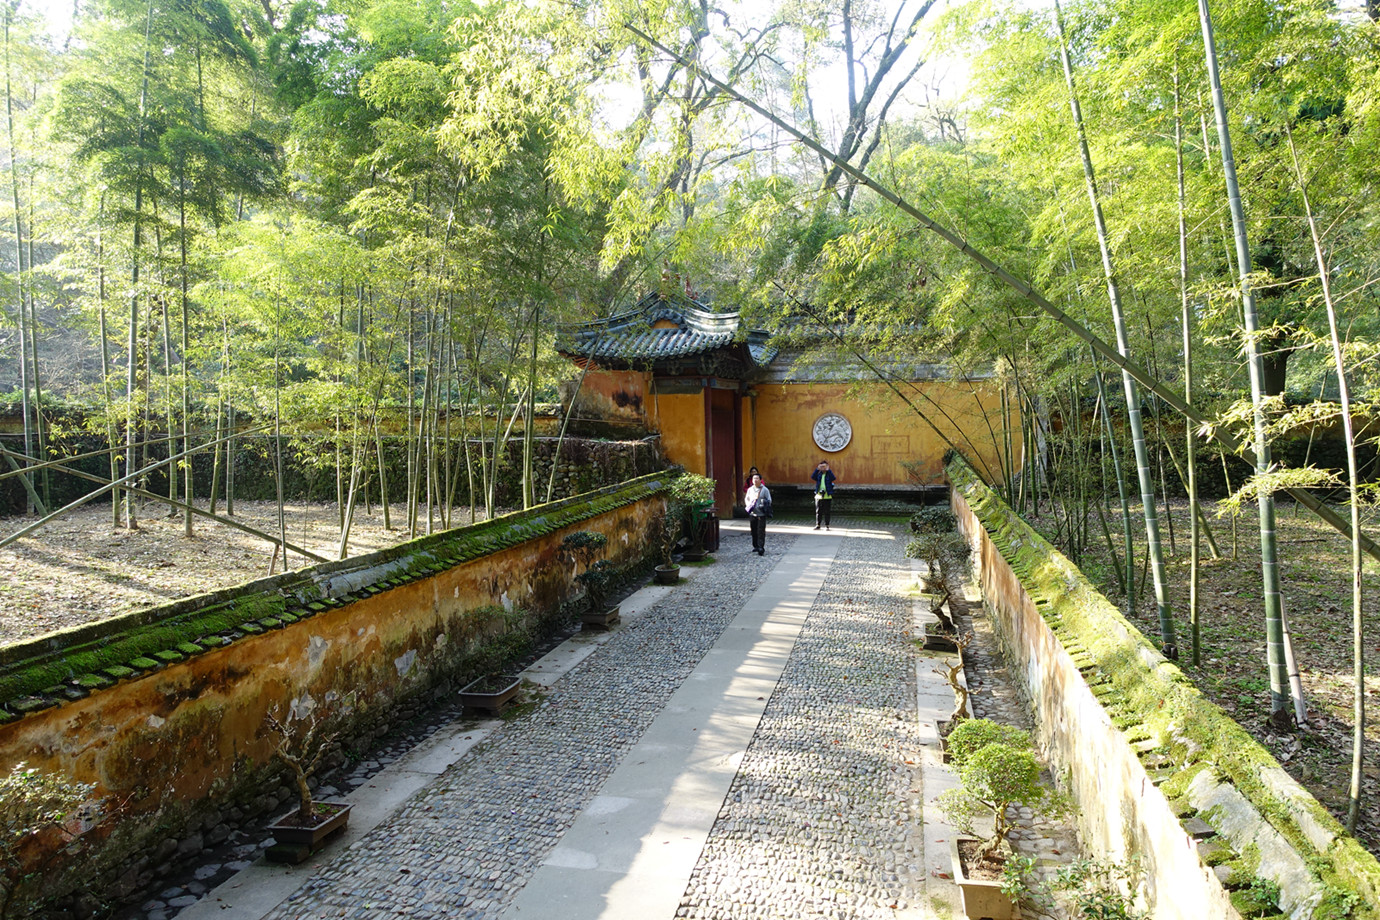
[684,501,719,557]
[694,503,720,553]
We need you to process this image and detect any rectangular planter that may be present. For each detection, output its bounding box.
[949,835,1018,920]
[267,801,352,849]
[460,674,521,716]
[582,604,621,630]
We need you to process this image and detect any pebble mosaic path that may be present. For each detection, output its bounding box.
[170,521,1077,920]
[677,527,929,918]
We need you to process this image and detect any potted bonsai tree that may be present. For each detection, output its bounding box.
[458,605,528,716]
[652,506,682,585]
[264,698,355,863]
[939,720,1054,920]
[562,530,619,628]
[906,506,968,650]
[944,717,1029,768]
[933,632,975,747]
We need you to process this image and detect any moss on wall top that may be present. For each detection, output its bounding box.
[946,453,1380,919]
[0,471,675,724]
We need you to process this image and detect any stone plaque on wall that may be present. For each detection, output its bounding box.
[872,435,909,454]
[812,413,852,452]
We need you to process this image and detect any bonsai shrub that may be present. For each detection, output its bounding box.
[653,505,680,568]
[935,633,974,723]
[0,764,98,920]
[265,694,354,825]
[939,730,1052,862]
[562,530,612,610]
[946,718,1031,770]
[459,605,534,679]
[578,560,615,611]
[910,506,956,534]
[908,505,965,596]
[905,531,969,587]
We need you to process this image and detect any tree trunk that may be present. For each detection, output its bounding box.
[97,216,118,525]
[4,6,37,515]
[1095,365,1136,609]
[1199,0,1294,728]
[124,0,156,531]
[178,184,192,535]
[1285,123,1363,825]
[523,300,539,510]
[1176,68,1203,665]
[1056,0,1176,656]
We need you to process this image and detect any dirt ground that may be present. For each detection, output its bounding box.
[0,499,487,645]
[1029,497,1380,859]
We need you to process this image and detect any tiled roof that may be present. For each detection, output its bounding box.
[575,326,737,360]
[556,291,776,366]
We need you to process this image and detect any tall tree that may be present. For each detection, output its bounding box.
[1054,0,1177,657]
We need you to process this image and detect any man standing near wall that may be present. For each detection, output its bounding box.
[745,473,772,554]
[812,460,837,530]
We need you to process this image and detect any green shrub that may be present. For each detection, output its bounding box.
[910,506,956,534]
[0,763,99,918]
[939,742,1050,859]
[562,531,612,611]
[947,718,1031,770]
[1052,858,1146,920]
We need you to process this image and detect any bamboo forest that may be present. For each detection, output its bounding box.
[5,0,1380,893]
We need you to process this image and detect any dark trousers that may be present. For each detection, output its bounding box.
[750,515,767,551]
[815,497,832,527]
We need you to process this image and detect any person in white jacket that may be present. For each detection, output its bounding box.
[744,472,772,556]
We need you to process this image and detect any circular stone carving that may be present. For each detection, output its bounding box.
[812,413,852,452]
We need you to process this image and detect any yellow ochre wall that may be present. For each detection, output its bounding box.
[649,389,708,475]
[743,381,1014,487]
[576,369,653,426]
[570,369,1015,491]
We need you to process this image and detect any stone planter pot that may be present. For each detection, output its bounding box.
[923,621,960,652]
[266,802,352,863]
[582,604,621,630]
[460,674,521,716]
[654,564,681,585]
[949,835,1018,920]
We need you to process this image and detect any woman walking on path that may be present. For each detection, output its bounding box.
[745,473,772,555]
[811,460,836,530]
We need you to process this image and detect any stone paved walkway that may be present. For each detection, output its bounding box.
[176,520,1077,920]
[261,531,797,920]
[677,527,927,919]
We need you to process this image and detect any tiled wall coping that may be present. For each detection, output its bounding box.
[0,470,672,723]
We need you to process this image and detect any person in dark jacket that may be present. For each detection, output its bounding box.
[744,472,772,555]
[811,460,837,530]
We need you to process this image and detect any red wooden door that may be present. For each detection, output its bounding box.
[709,389,738,514]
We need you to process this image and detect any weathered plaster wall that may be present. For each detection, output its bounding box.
[752,382,1012,487]
[0,473,672,908]
[947,454,1380,920]
[650,388,707,476]
[569,370,654,429]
